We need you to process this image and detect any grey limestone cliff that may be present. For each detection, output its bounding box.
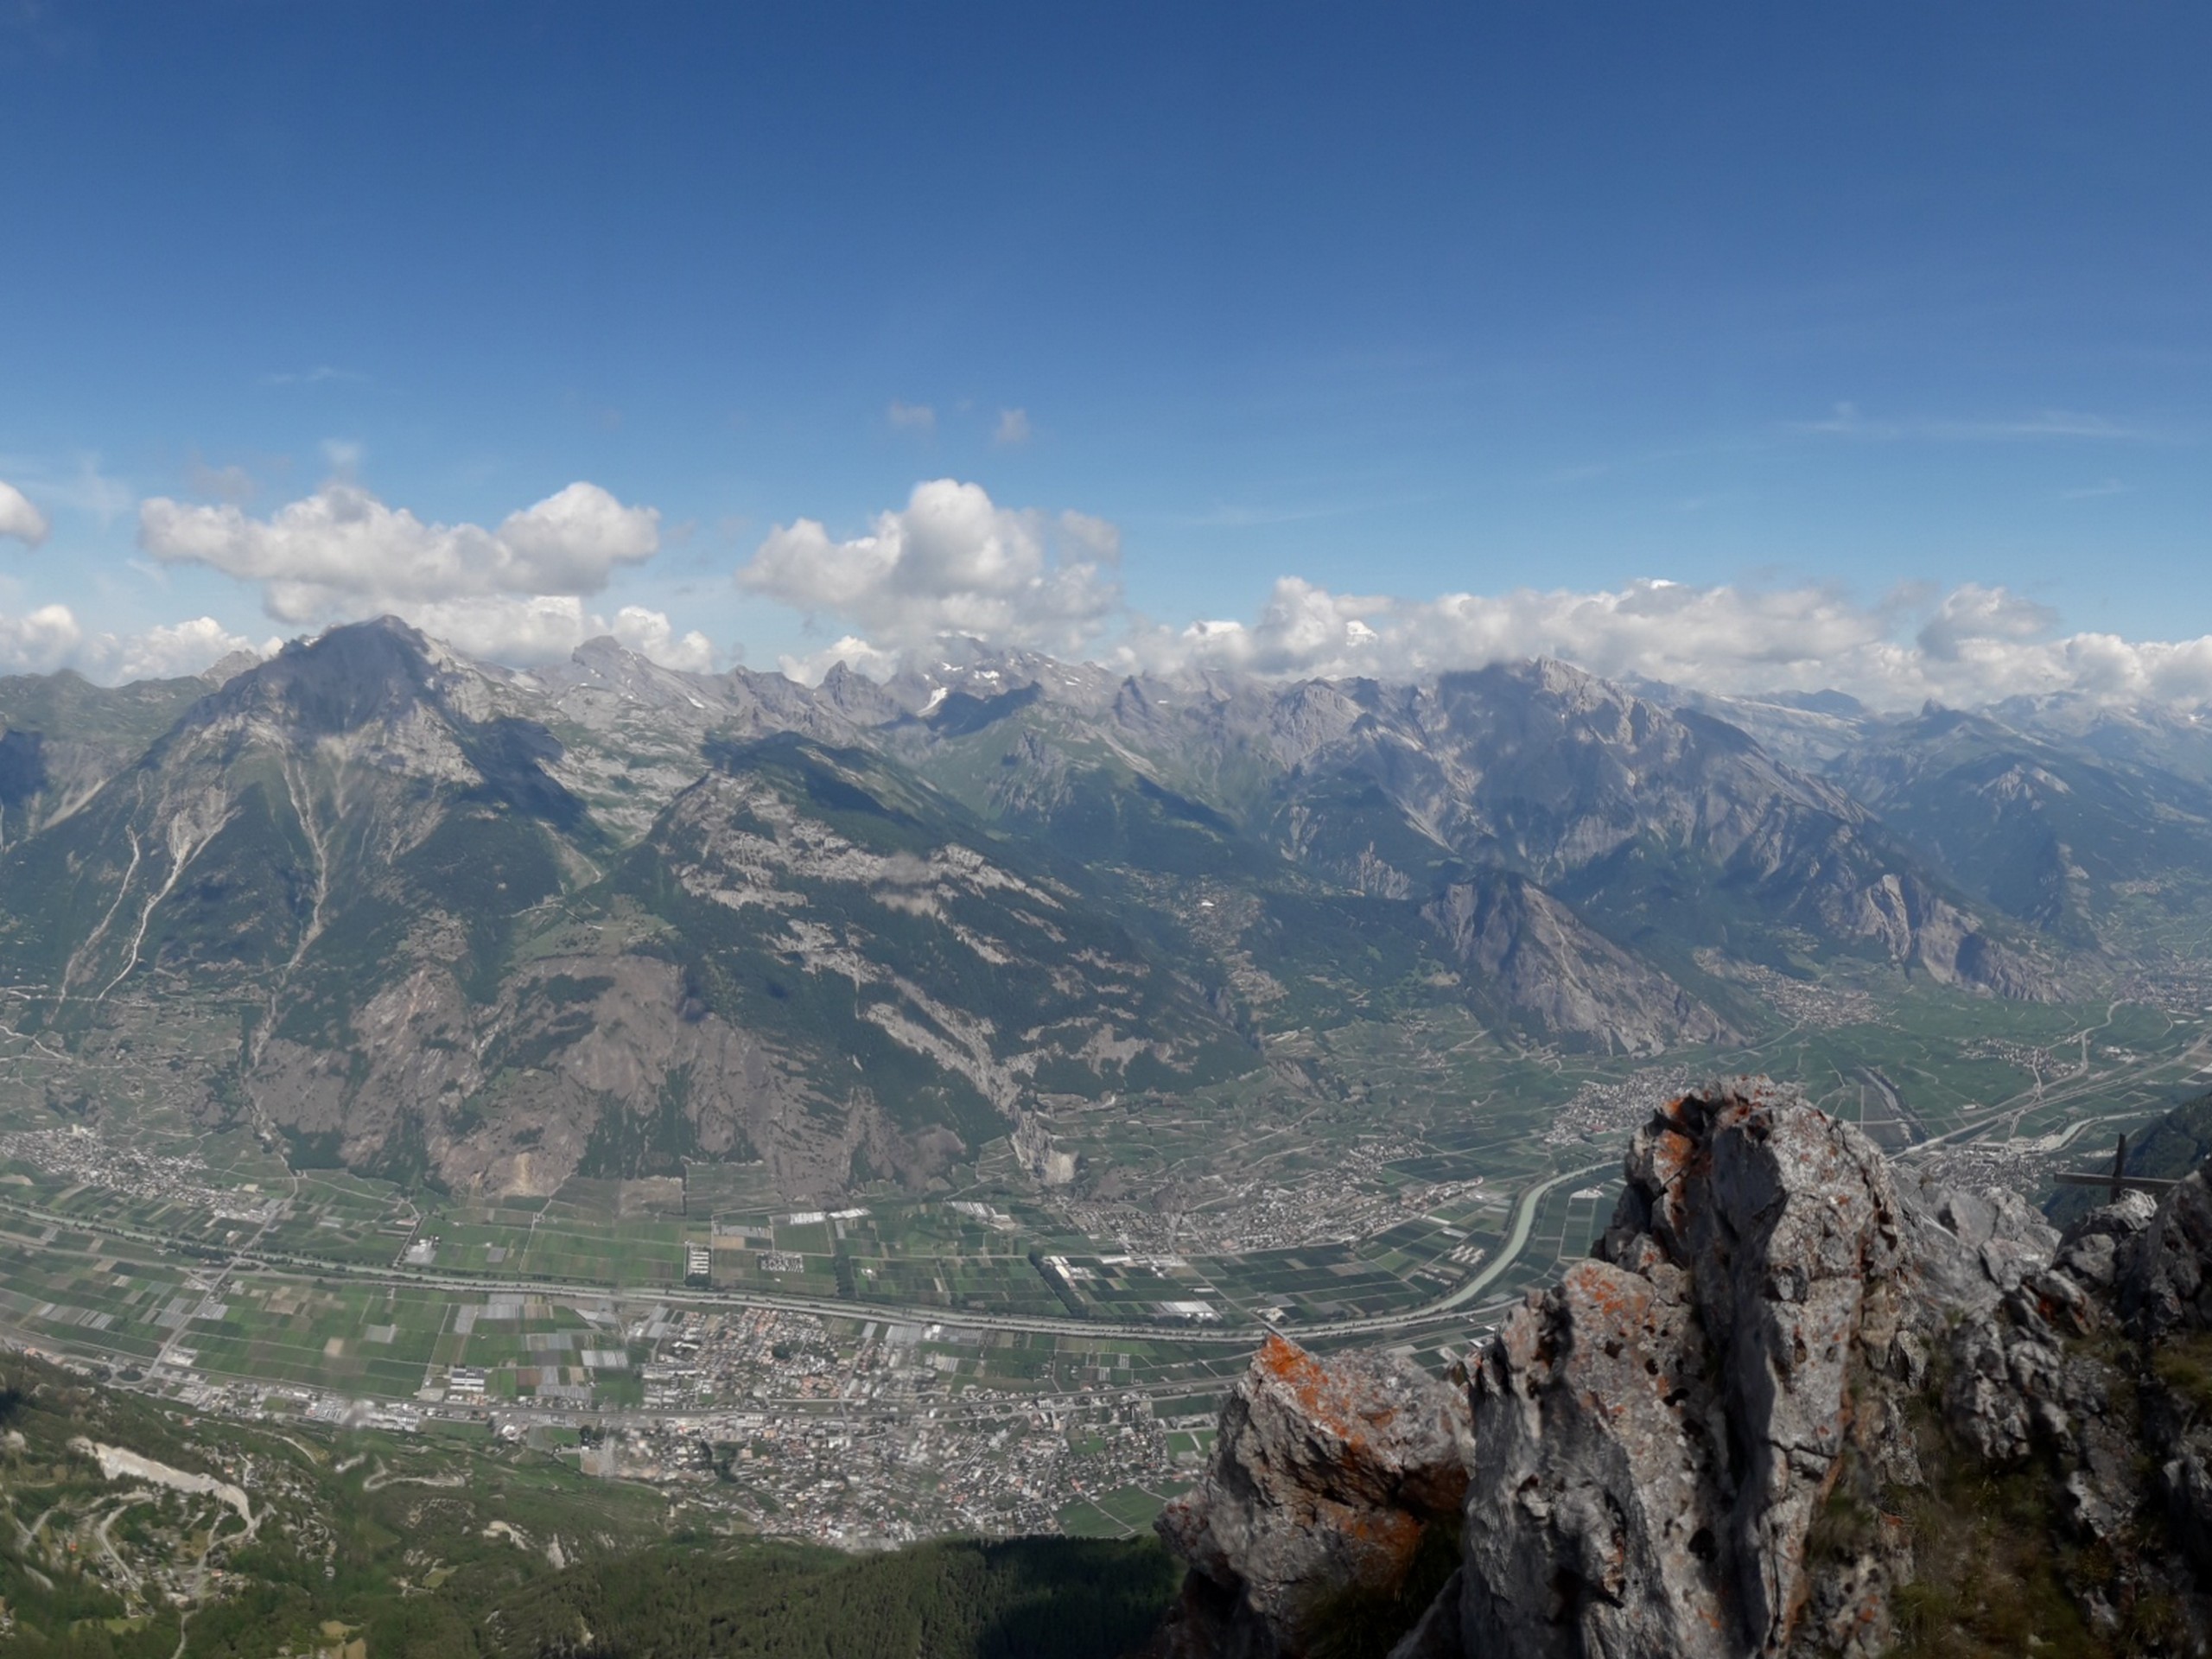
[1160,1077,2212,1659]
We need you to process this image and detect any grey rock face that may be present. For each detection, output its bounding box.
[1165,1086,2212,1659]
[1418,872,1734,1056]
[1383,1569,1465,1659]
[1154,1334,1473,1659]
[2120,1167,2212,1339]
[1455,1078,1913,1659]
[2061,1185,2158,1249]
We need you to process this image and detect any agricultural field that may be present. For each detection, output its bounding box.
[0,970,2203,1436]
[1057,1479,1194,1540]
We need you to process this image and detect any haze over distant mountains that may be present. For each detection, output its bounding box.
[3,616,2209,1206]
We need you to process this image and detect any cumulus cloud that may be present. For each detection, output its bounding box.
[776,633,904,684]
[611,605,715,673]
[398,595,607,664]
[83,617,271,683]
[124,477,716,672]
[739,478,1122,657]
[138,479,661,625]
[0,605,266,683]
[733,480,2212,712]
[1150,576,1885,687]
[0,604,81,672]
[1141,575,2212,712]
[384,595,715,671]
[0,480,49,548]
[1915,584,2056,661]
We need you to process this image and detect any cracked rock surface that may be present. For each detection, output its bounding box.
[1153,1334,1472,1659]
[1452,1077,1915,1659]
[1160,1076,2212,1657]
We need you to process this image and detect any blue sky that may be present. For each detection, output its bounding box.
[3,2,2209,703]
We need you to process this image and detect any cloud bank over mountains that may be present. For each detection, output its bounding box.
[0,605,270,684]
[0,471,715,681]
[137,479,711,669]
[4,468,2211,713]
[138,479,661,617]
[734,480,2212,712]
[1147,574,2212,712]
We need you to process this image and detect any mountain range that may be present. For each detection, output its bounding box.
[3,618,2209,1202]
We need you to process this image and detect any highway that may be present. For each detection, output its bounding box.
[0,1155,1622,1356]
[18,1019,2176,1385]
[1313,1160,1617,1337]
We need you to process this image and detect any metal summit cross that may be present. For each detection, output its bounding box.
[2051,1132,2179,1197]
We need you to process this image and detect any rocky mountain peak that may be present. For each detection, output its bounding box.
[197,646,265,685]
[1160,1077,2212,1658]
[1457,1077,1912,1659]
[190,613,497,740]
[1418,871,1735,1053]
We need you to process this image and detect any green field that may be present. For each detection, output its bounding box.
[2,969,2206,1421]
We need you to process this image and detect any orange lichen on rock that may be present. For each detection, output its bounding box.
[1155,1332,1474,1657]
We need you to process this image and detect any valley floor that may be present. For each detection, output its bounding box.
[5,970,2211,1550]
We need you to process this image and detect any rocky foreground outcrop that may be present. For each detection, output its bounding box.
[1154,1335,1472,1658]
[1157,1077,2212,1658]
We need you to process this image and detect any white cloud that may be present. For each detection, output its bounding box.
[611,605,715,673]
[138,479,661,626]
[994,408,1032,446]
[738,478,1122,656]
[0,480,49,549]
[733,480,2212,711]
[399,595,605,665]
[82,617,270,683]
[776,633,903,684]
[1134,575,2212,713]
[0,604,80,672]
[1914,583,2056,662]
[0,605,264,683]
[1154,575,1896,690]
[887,401,937,434]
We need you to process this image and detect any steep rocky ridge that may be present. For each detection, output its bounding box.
[1837,707,2212,950]
[0,623,2174,1205]
[1158,1078,2212,1658]
[0,619,596,1015]
[889,657,2056,1003]
[523,636,869,841]
[0,666,226,848]
[1418,871,1734,1055]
